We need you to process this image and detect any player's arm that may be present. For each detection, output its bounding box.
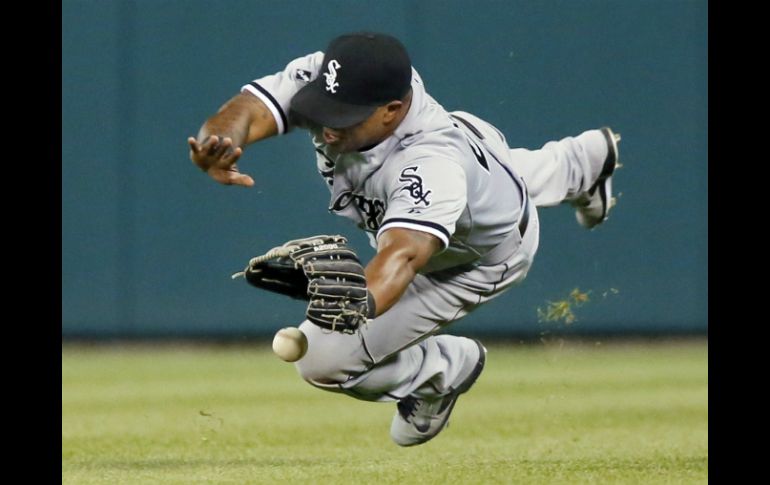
[187,92,278,187]
[365,227,442,316]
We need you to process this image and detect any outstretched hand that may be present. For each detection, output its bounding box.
[188,135,254,187]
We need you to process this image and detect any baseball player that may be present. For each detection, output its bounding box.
[188,32,620,446]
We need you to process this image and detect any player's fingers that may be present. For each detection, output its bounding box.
[188,138,208,167]
[221,146,243,164]
[212,137,233,158]
[207,168,233,185]
[203,135,221,155]
[231,173,255,187]
[187,137,200,152]
[205,166,248,186]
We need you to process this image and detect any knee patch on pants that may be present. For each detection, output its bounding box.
[293,321,370,387]
[294,357,350,386]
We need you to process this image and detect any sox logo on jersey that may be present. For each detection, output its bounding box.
[399,166,432,206]
[329,166,433,231]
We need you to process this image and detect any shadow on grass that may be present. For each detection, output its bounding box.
[67,457,335,470]
[67,454,708,473]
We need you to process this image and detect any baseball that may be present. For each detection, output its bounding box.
[272,327,308,362]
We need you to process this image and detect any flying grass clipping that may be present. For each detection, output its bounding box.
[537,287,619,325]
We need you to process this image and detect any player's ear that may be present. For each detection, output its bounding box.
[383,100,403,123]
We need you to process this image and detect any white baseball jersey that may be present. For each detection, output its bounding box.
[242,52,528,273]
[238,48,612,429]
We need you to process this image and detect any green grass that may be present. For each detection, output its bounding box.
[62,339,708,484]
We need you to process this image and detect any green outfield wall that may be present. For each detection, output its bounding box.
[62,0,707,338]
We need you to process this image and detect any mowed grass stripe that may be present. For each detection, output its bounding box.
[63,339,707,484]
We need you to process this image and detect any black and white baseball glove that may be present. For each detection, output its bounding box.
[232,235,375,334]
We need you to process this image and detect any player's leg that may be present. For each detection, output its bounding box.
[294,281,485,447]
[294,273,486,401]
[294,209,540,445]
[449,111,620,227]
[506,131,606,206]
[296,211,539,399]
[508,128,621,227]
[386,209,539,446]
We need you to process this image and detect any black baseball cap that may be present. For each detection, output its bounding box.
[289,32,412,129]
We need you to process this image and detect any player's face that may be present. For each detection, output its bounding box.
[322,100,406,153]
[321,111,386,152]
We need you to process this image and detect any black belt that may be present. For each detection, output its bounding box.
[518,200,530,237]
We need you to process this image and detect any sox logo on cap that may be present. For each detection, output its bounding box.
[324,60,341,93]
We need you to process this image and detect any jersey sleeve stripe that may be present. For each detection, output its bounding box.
[242,82,288,134]
[377,218,450,247]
